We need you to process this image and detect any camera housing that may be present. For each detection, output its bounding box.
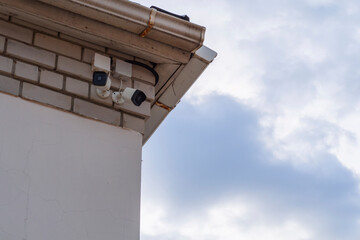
[92,53,112,98]
[112,87,147,106]
[93,72,112,98]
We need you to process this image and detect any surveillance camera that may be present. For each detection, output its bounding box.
[112,87,147,106]
[93,71,112,98]
[92,53,112,98]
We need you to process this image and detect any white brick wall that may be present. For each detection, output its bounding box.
[0,75,19,96]
[0,16,156,134]
[22,83,71,110]
[82,48,95,63]
[15,61,38,82]
[114,100,151,118]
[34,33,82,60]
[0,36,5,53]
[40,70,63,89]
[7,40,56,69]
[65,77,89,98]
[57,56,92,81]
[0,20,33,44]
[73,98,121,125]
[0,13,8,21]
[134,80,155,101]
[0,55,13,73]
[123,113,145,134]
[132,64,156,84]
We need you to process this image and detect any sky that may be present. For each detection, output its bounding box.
[136,0,360,239]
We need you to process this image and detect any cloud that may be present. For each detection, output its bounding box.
[177,0,360,176]
[136,0,360,239]
[142,98,360,239]
[141,197,312,240]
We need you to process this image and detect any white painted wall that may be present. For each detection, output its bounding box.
[0,93,142,240]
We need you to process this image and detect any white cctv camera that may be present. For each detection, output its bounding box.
[112,87,147,106]
[92,53,112,98]
[93,73,112,98]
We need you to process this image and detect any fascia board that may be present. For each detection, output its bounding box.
[0,0,191,64]
[158,46,217,107]
[36,0,205,52]
[143,46,217,144]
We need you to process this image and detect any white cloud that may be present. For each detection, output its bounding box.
[141,198,312,240]
[304,0,335,6]
[291,38,328,65]
[179,0,360,176]
[138,0,360,239]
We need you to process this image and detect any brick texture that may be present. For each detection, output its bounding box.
[0,13,8,21]
[40,70,63,89]
[114,59,132,80]
[15,61,38,82]
[111,78,132,91]
[65,77,89,98]
[34,33,82,60]
[0,19,159,129]
[114,100,151,118]
[22,83,71,110]
[83,48,95,63]
[0,36,5,53]
[73,98,121,125]
[0,75,19,96]
[0,20,33,44]
[123,113,145,134]
[7,40,56,69]
[132,65,155,85]
[0,55,13,74]
[57,56,92,81]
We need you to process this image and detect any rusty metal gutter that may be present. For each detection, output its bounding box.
[0,0,192,63]
[36,0,205,53]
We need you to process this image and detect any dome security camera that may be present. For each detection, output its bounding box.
[93,71,112,98]
[112,87,147,106]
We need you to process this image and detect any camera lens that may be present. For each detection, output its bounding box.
[93,71,108,86]
[131,90,147,106]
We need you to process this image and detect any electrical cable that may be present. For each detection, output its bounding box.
[125,60,159,86]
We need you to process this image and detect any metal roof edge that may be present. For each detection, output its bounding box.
[36,0,205,52]
[143,45,217,144]
[0,0,191,63]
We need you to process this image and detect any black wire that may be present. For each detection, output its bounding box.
[150,6,190,21]
[126,60,159,85]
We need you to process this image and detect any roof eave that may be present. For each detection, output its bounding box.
[37,0,205,53]
[143,45,217,144]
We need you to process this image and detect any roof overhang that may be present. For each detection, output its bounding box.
[36,0,206,53]
[0,0,217,144]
